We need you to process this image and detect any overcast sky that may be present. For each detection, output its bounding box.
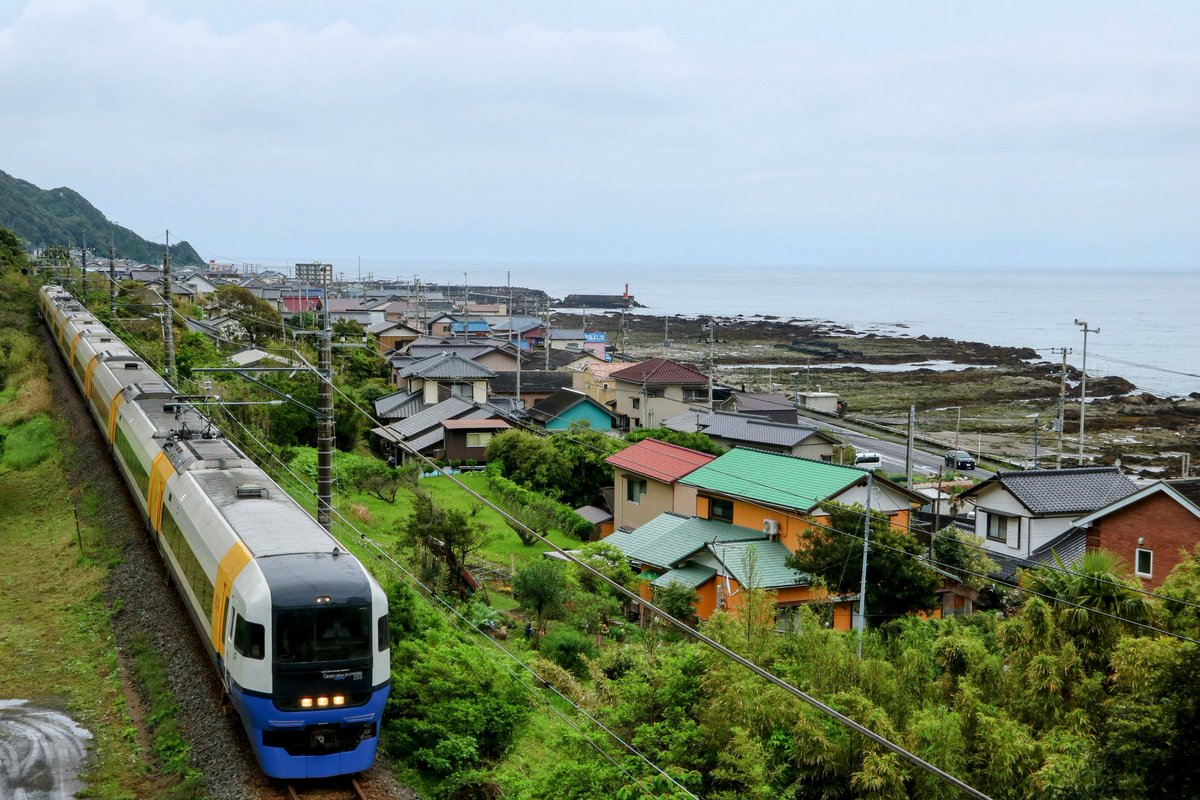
[2,0,1197,271]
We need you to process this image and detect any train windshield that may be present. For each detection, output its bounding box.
[275,605,371,663]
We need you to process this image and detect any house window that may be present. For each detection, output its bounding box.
[986,513,1018,547]
[1135,548,1153,578]
[631,398,640,410]
[646,388,664,398]
[683,388,708,403]
[466,432,493,448]
[710,497,734,524]
[451,382,473,399]
[627,478,647,504]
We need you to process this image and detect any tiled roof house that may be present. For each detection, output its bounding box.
[605,437,716,530]
[959,467,1138,560]
[610,357,711,430]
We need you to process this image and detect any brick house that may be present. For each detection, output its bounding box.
[1071,478,1200,589]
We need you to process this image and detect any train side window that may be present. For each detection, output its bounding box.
[234,614,265,660]
[377,615,389,652]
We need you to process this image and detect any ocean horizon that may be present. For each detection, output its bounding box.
[239,258,1200,399]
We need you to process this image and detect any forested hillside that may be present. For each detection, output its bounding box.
[0,169,202,265]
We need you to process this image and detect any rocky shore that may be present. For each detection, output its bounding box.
[557,310,1200,479]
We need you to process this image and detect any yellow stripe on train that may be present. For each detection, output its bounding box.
[211,542,254,657]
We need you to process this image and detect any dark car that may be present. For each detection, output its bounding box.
[945,450,976,470]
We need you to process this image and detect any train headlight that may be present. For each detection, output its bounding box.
[300,697,313,708]
[333,695,345,706]
[317,696,330,707]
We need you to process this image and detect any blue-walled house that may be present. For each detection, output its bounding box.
[527,388,620,432]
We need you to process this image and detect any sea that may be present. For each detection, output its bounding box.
[306,260,1200,399]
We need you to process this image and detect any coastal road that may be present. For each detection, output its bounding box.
[803,415,993,481]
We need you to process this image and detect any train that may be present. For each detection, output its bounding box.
[39,283,391,779]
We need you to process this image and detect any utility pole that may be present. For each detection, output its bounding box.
[463,272,469,342]
[316,270,333,532]
[1074,320,1099,463]
[1051,347,1071,468]
[905,405,915,487]
[544,299,552,370]
[108,241,117,319]
[161,230,176,385]
[1033,414,1040,468]
[81,233,87,296]
[856,472,873,659]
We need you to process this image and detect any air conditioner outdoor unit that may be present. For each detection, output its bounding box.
[763,519,780,538]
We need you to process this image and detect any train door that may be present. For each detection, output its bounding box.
[222,595,233,691]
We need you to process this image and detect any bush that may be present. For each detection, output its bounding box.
[540,626,599,678]
[484,463,593,541]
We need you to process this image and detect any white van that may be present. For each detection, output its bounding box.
[854,451,882,470]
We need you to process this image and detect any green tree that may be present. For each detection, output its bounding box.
[932,526,998,590]
[211,284,281,344]
[547,427,628,507]
[485,429,570,499]
[1018,549,1150,666]
[0,227,26,271]
[399,493,492,598]
[788,502,940,625]
[625,427,725,456]
[512,558,573,635]
[1159,544,1200,637]
[653,581,700,627]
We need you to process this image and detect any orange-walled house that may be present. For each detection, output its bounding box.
[605,438,716,531]
[605,514,857,631]
[677,448,924,550]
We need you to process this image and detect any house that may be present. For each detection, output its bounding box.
[718,392,801,424]
[605,437,716,530]
[227,347,301,369]
[391,351,494,403]
[325,298,387,327]
[487,316,546,348]
[427,313,492,338]
[281,290,323,314]
[370,397,502,461]
[404,336,520,371]
[526,388,620,432]
[959,467,1138,560]
[176,270,220,298]
[368,320,423,354]
[664,409,840,460]
[1068,478,1200,589]
[607,513,856,630]
[441,418,512,464]
[610,357,711,430]
[573,361,641,411]
[488,370,574,408]
[679,447,925,551]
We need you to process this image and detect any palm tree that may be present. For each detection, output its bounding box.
[1019,549,1150,664]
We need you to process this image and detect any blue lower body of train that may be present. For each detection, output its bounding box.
[229,683,391,779]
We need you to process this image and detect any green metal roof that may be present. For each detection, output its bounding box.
[679,448,864,511]
[651,562,717,589]
[711,540,811,589]
[608,513,765,570]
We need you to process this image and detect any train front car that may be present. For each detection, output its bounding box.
[199,467,392,780]
[249,552,391,778]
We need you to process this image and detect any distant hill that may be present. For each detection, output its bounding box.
[0,169,203,266]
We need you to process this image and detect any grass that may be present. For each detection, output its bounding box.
[283,448,580,575]
[129,634,207,798]
[0,411,57,470]
[0,429,151,799]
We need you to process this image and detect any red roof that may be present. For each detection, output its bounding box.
[609,357,709,385]
[605,437,715,484]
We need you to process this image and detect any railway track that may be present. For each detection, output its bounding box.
[284,776,370,800]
